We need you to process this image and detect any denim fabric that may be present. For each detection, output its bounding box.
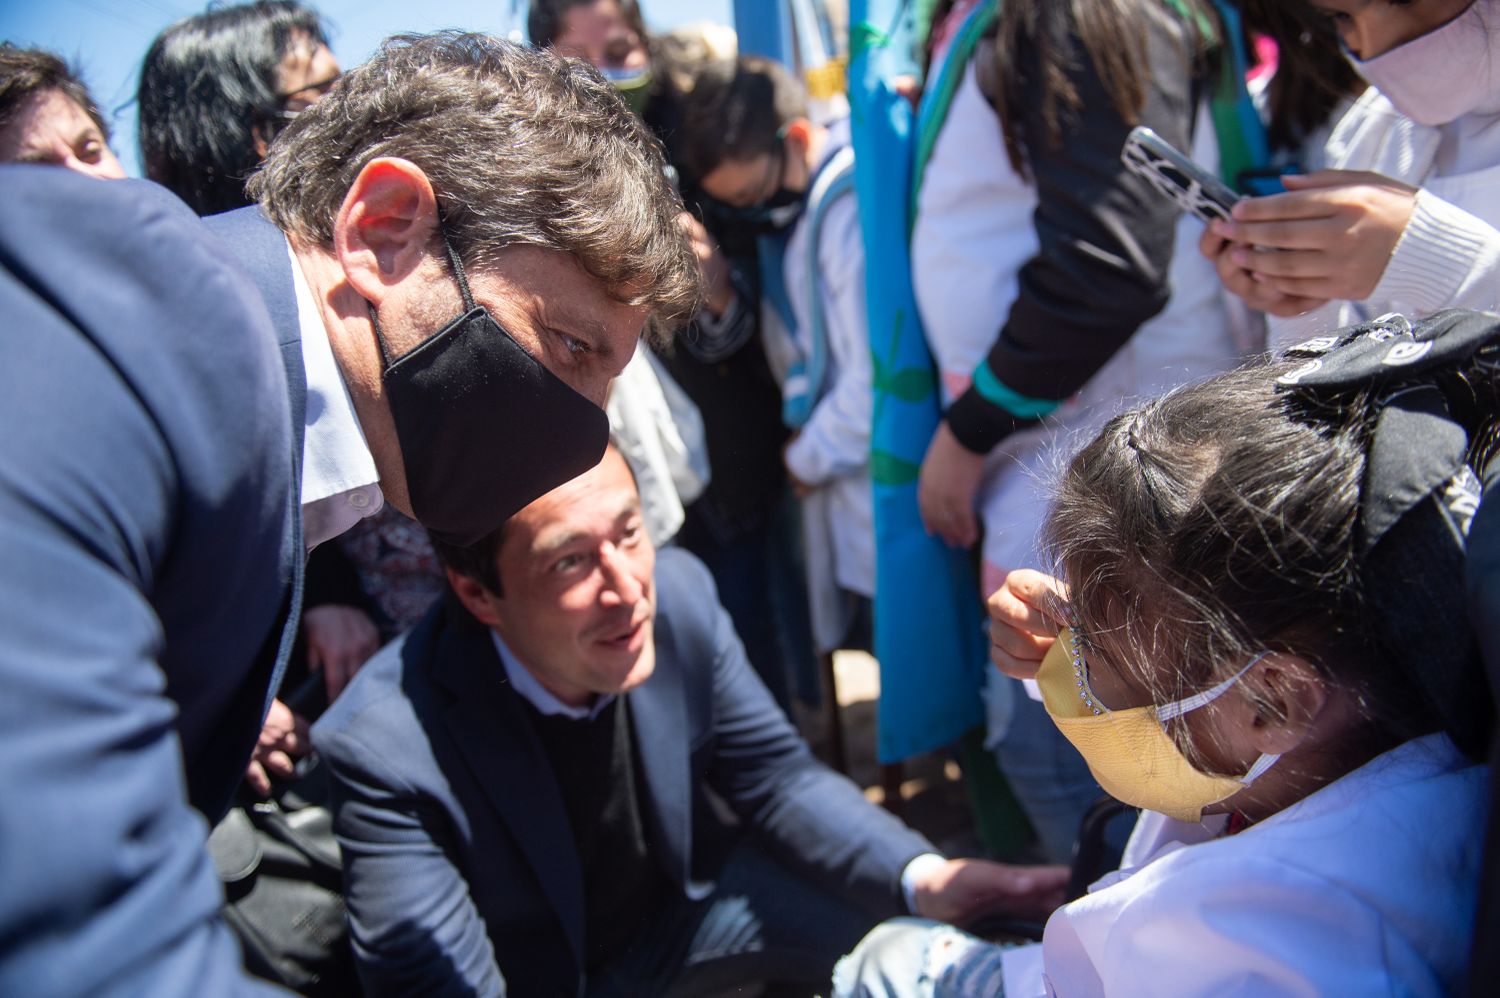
[832,917,1010,998]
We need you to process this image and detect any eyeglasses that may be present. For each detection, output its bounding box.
[275,71,341,114]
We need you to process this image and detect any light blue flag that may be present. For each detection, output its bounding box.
[848,0,986,762]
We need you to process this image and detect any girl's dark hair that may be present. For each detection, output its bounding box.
[1241,0,1364,152]
[137,0,328,216]
[673,55,807,185]
[1046,359,1459,751]
[0,44,110,141]
[986,0,1216,177]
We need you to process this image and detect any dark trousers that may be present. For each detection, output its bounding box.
[587,839,881,997]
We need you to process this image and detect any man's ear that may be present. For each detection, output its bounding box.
[1243,654,1328,756]
[333,157,441,308]
[782,117,813,159]
[445,566,504,630]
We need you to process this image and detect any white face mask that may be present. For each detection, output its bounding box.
[1349,2,1500,127]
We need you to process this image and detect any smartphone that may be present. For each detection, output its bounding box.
[1120,125,1242,224]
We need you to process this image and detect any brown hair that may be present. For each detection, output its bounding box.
[249,31,700,331]
[673,54,808,184]
[0,44,109,140]
[1241,0,1364,152]
[1046,360,1446,758]
[985,0,1215,178]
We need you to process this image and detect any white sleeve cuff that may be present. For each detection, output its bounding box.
[1374,189,1500,315]
[900,852,949,915]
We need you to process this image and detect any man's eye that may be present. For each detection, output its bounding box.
[551,553,586,574]
[552,329,588,356]
[78,140,103,164]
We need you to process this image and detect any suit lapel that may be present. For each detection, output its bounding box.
[430,608,587,970]
[627,611,698,896]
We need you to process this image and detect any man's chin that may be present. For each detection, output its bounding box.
[593,626,656,695]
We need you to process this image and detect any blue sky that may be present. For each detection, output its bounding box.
[1,0,734,176]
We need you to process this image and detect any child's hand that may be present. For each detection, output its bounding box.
[918,420,984,548]
[1207,170,1418,306]
[986,569,1069,680]
[678,212,735,317]
[782,432,816,498]
[1199,226,1328,318]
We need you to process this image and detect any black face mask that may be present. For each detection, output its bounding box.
[706,187,804,237]
[369,238,610,547]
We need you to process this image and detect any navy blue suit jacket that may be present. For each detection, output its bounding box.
[314,549,931,996]
[0,167,302,995]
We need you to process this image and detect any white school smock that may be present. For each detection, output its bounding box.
[783,122,876,606]
[1005,733,1484,997]
[911,62,1239,587]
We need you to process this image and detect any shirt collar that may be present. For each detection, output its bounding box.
[288,237,384,547]
[490,628,616,721]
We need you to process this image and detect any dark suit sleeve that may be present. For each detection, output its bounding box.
[681,555,934,916]
[0,274,280,993]
[318,724,507,997]
[943,9,1193,454]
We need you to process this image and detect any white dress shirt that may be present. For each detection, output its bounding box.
[287,238,384,550]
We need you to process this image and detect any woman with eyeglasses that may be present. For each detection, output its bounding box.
[137,0,340,217]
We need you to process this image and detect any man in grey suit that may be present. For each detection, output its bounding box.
[0,32,699,995]
[315,446,1067,996]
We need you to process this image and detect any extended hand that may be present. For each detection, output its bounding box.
[304,602,381,702]
[1207,169,1418,306]
[1199,225,1328,318]
[911,858,1069,927]
[986,569,1069,680]
[245,698,312,797]
[679,212,735,317]
[918,421,985,549]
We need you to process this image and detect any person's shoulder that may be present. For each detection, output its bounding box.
[651,547,731,664]
[312,619,441,771]
[654,547,719,624]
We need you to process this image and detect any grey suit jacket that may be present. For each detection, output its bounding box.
[315,548,932,996]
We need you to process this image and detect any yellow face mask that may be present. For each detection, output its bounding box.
[1038,628,1280,823]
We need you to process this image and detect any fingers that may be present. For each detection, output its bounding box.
[1003,569,1069,624]
[936,860,1071,926]
[1277,168,1392,191]
[258,703,311,758]
[916,424,985,549]
[245,759,272,797]
[1215,216,1340,252]
[986,570,1066,679]
[1228,188,1343,224]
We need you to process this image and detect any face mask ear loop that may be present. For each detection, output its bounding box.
[366,303,396,370]
[1156,652,1272,721]
[1241,751,1281,785]
[440,233,477,312]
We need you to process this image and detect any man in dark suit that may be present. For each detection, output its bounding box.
[314,446,1067,996]
[0,166,299,994]
[0,32,700,995]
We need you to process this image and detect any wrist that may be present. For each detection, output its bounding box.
[900,852,949,915]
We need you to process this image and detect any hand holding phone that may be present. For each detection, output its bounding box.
[1121,125,1241,224]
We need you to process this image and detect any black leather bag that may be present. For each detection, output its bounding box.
[208,755,360,996]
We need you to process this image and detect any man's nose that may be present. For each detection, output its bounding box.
[598,542,643,605]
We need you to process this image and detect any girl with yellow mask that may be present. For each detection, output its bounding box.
[835,311,1492,996]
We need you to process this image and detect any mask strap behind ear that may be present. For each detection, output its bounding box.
[1157,652,1270,721]
[441,233,477,312]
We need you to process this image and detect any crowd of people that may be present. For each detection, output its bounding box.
[0,0,1496,994]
